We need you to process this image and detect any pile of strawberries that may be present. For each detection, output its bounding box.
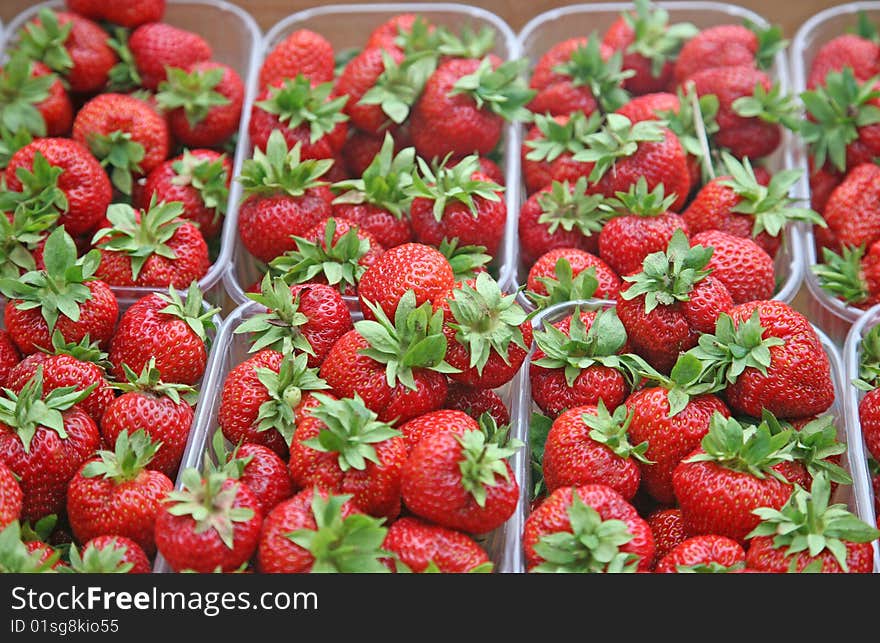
[0,0,242,291]
[856,324,880,520]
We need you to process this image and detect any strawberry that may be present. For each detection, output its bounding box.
[256,488,388,573]
[654,534,746,573]
[0,55,72,138]
[383,516,491,573]
[647,508,686,561]
[259,29,335,90]
[408,155,505,256]
[522,113,594,195]
[218,437,293,516]
[156,61,244,148]
[0,463,23,529]
[674,22,785,83]
[1,227,118,355]
[69,536,151,573]
[128,22,212,91]
[289,393,406,520]
[820,162,880,250]
[0,370,99,521]
[814,240,880,310]
[807,33,880,90]
[437,237,492,285]
[523,484,654,572]
[444,384,509,427]
[746,475,879,573]
[68,0,165,29]
[398,408,479,454]
[66,429,173,555]
[602,0,698,95]
[15,9,116,94]
[140,149,230,239]
[616,230,733,372]
[0,521,61,572]
[237,132,334,263]
[109,283,217,386]
[155,468,262,573]
[690,230,775,304]
[321,291,457,424]
[336,47,407,135]
[4,137,112,236]
[357,243,454,321]
[341,130,390,177]
[526,248,621,310]
[616,91,679,123]
[92,198,209,288]
[0,333,20,390]
[400,418,520,534]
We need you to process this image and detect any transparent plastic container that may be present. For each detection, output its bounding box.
[842,303,880,572]
[223,3,522,307]
[154,299,526,573]
[506,300,877,573]
[791,3,880,346]
[514,2,803,313]
[4,0,263,309]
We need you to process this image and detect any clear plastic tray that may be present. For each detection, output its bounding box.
[507,299,877,573]
[223,3,523,307]
[154,299,526,573]
[514,2,803,313]
[4,0,263,309]
[791,3,880,346]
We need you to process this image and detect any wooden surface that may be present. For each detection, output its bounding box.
[0,1,851,38]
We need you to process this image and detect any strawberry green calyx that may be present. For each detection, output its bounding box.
[157,66,231,127]
[332,133,415,218]
[525,111,598,163]
[237,275,315,356]
[253,353,330,446]
[658,84,719,178]
[685,412,794,480]
[301,393,402,471]
[287,490,390,573]
[437,25,496,59]
[165,469,255,550]
[15,8,73,76]
[456,428,520,507]
[106,27,141,93]
[812,245,869,306]
[733,82,800,131]
[157,281,219,348]
[172,150,230,219]
[748,474,880,572]
[477,412,515,448]
[0,53,56,137]
[115,359,198,405]
[256,75,348,144]
[66,541,133,574]
[19,515,56,543]
[269,218,372,293]
[41,330,110,370]
[856,322,880,390]
[238,131,332,198]
[657,353,723,417]
[717,153,824,238]
[359,51,437,125]
[622,0,699,77]
[0,126,33,170]
[81,429,161,484]
[0,150,67,223]
[606,177,677,217]
[0,522,59,573]
[357,290,460,390]
[450,57,535,122]
[745,19,789,70]
[573,114,666,182]
[0,227,99,334]
[800,69,880,173]
[447,272,528,374]
[583,400,651,463]
[394,16,441,56]
[0,200,60,281]
[527,258,600,311]
[552,34,633,113]
[408,154,503,221]
[87,129,146,195]
[621,229,713,314]
[93,197,185,280]
[676,561,745,573]
[438,237,491,283]
[532,490,639,573]
[536,177,613,237]
[0,367,93,453]
[782,414,852,485]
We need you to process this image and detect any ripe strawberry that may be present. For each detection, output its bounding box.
[522,113,594,195]
[69,536,151,573]
[0,371,99,521]
[674,22,784,83]
[401,419,520,534]
[444,384,510,427]
[0,463,23,529]
[398,409,479,454]
[321,291,456,424]
[155,469,262,573]
[4,138,111,236]
[807,34,880,90]
[384,516,491,573]
[256,488,388,573]
[156,61,244,148]
[341,130,389,177]
[654,534,746,573]
[861,387,880,464]
[746,475,879,573]
[68,0,165,29]
[0,333,20,390]
[66,429,173,555]
[647,508,686,561]
[259,29,335,90]
[821,162,880,250]
[237,131,334,263]
[526,248,621,310]
[523,484,654,572]
[15,9,116,94]
[1,228,118,354]
[616,91,679,123]
[128,22,212,91]
[0,521,61,572]
[140,149,230,239]
[336,47,406,135]
[219,438,293,516]
[690,230,775,304]
[0,56,71,138]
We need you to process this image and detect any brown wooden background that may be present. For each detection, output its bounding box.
[0,1,850,37]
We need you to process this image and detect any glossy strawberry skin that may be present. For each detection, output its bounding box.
[654,535,746,573]
[0,331,21,389]
[518,183,599,260]
[341,130,387,177]
[282,283,353,366]
[523,484,654,572]
[443,384,510,428]
[337,47,405,135]
[531,37,590,90]
[858,388,880,462]
[5,138,112,237]
[168,62,245,148]
[155,478,262,573]
[528,37,605,117]
[626,388,730,504]
[0,462,23,529]
[746,535,875,573]
[25,61,73,137]
[83,535,152,573]
[647,508,686,562]
[599,213,689,278]
[130,22,212,91]
[238,189,333,264]
[674,24,758,84]
[259,29,335,90]
[31,12,116,93]
[331,203,410,250]
[66,459,173,556]
[398,409,478,455]
[384,516,490,573]
[807,34,880,90]
[823,163,880,250]
[234,442,293,516]
[616,92,680,123]
[0,407,100,521]
[690,230,775,304]
[603,17,675,95]
[527,248,622,300]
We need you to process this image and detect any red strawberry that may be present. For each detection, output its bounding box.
[383,516,491,573]
[341,130,388,177]
[155,469,263,573]
[365,14,437,52]
[259,29,335,90]
[616,91,679,122]
[654,534,746,573]
[526,248,621,310]
[861,387,880,463]
[521,113,592,195]
[809,159,843,216]
[222,440,293,516]
[0,56,71,138]
[523,484,654,572]
[0,521,61,572]
[66,429,173,555]
[336,47,406,135]
[444,384,510,427]
[674,23,782,83]
[398,409,479,454]
[647,508,686,561]
[690,230,775,304]
[0,463,23,529]
[70,536,151,573]
[129,22,212,91]
[74,0,165,28]
[821,162,880,250]
[807,34,880,90]
[0,333,21,389]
